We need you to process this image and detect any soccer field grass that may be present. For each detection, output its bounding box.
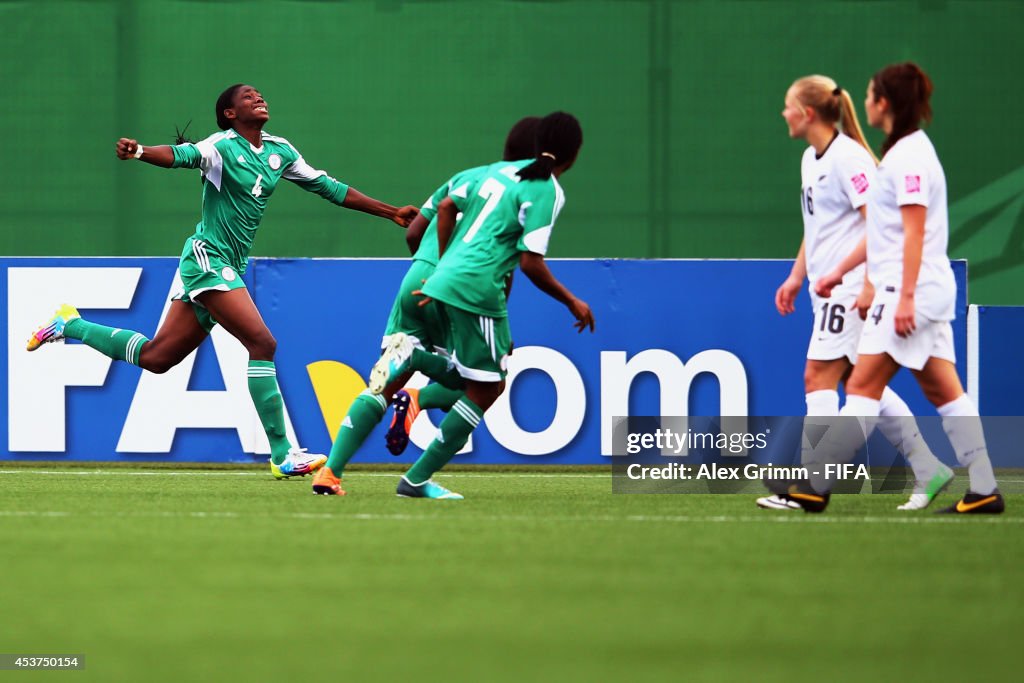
[1,467,1022,682]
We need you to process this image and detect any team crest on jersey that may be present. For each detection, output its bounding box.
[851,173,869,194]
[268,154,282,170]
[221,267,236,282]
[905,175,921,193]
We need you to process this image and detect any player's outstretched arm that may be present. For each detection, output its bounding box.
[115,138,175,167]
[519,251,595,333]
[342,188,418,228]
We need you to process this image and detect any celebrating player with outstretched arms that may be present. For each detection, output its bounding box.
[28,84,418,480]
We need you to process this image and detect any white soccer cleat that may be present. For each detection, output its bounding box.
[897,465,954,510]
[755,494,802,510]
[369,333,414,395]
[270,448,328,479]
[897,494,931,511]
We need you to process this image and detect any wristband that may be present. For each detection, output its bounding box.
[133,145,144,160]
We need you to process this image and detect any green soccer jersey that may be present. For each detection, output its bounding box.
[421,158,565,318]
[413,165,488,266]
[171,129,349,273]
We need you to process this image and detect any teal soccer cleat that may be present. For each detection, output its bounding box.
[396,475,463,500]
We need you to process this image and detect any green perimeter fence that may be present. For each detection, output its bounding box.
[2,0,1021,303]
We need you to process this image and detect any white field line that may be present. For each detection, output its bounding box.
[0,509,1020,525]
[3,470,1023,484]
[0,470,606,479]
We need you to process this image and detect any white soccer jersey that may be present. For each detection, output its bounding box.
[800,133,875,285]
[867,130,956,321]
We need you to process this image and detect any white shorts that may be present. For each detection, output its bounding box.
[807,284,864,364]
[856,288,955,370]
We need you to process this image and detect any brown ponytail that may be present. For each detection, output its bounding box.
[871,62,933,155]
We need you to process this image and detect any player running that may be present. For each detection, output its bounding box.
[311,117,541,496]
[800,63,1003,514]
[369,111,595,500]
[758,75,952,512]
[26,84,418,480]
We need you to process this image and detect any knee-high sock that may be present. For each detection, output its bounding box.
[326,390,386,476]
[809,395,879,493]
[801,389,839,467]
[405,397,483,484]
[418,384,463,411]
[247,361,292,465]
[64,318,148,366]
[876,386,946,488]
[938,394,997,495]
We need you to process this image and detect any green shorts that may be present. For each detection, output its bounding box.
[172,236,247,333]
[383,260,448,352]
[436,301,511,382]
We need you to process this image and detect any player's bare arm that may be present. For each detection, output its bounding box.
[895,204,926,337]
[404,212,430,255]
[776,239,807,315]
[342,188,418,228]
[815,236,867,298]
[435,196,458,258]
[115,138,175,167]
[519,251,594,333]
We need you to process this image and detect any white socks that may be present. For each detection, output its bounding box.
[806,389,839,416]
[937,394,997,495]
[877,386,946,489]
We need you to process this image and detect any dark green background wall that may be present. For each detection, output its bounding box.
[3,0,1021,303]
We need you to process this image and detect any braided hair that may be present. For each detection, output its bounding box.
[517,112,583,181]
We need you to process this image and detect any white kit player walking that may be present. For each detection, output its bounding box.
[759,74,952,512]
[812,63,1003,514]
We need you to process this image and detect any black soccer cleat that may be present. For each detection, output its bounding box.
[936,490,1005,515]
[783,482,831,513]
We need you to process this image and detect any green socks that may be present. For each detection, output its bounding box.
[326,390,387,475]
[247,361,292,465]
[64,318,148,366]
[409,349,465,390]
[417,383,463,411]
[64,319,296,468]
[324,384,461,477]
[405,396,483,484]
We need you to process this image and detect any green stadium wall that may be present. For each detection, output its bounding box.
[2,0,1021,304]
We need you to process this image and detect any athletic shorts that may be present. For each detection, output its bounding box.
[171,236,247,333]
[436,301,511,382]
[382,260,448,353]
[856,287,955,370]
[807,282,865,364]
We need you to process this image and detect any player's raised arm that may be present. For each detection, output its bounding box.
[115,138,175,167]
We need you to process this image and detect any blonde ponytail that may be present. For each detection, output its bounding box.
[837,89,878,165]
[792,75,878,165]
